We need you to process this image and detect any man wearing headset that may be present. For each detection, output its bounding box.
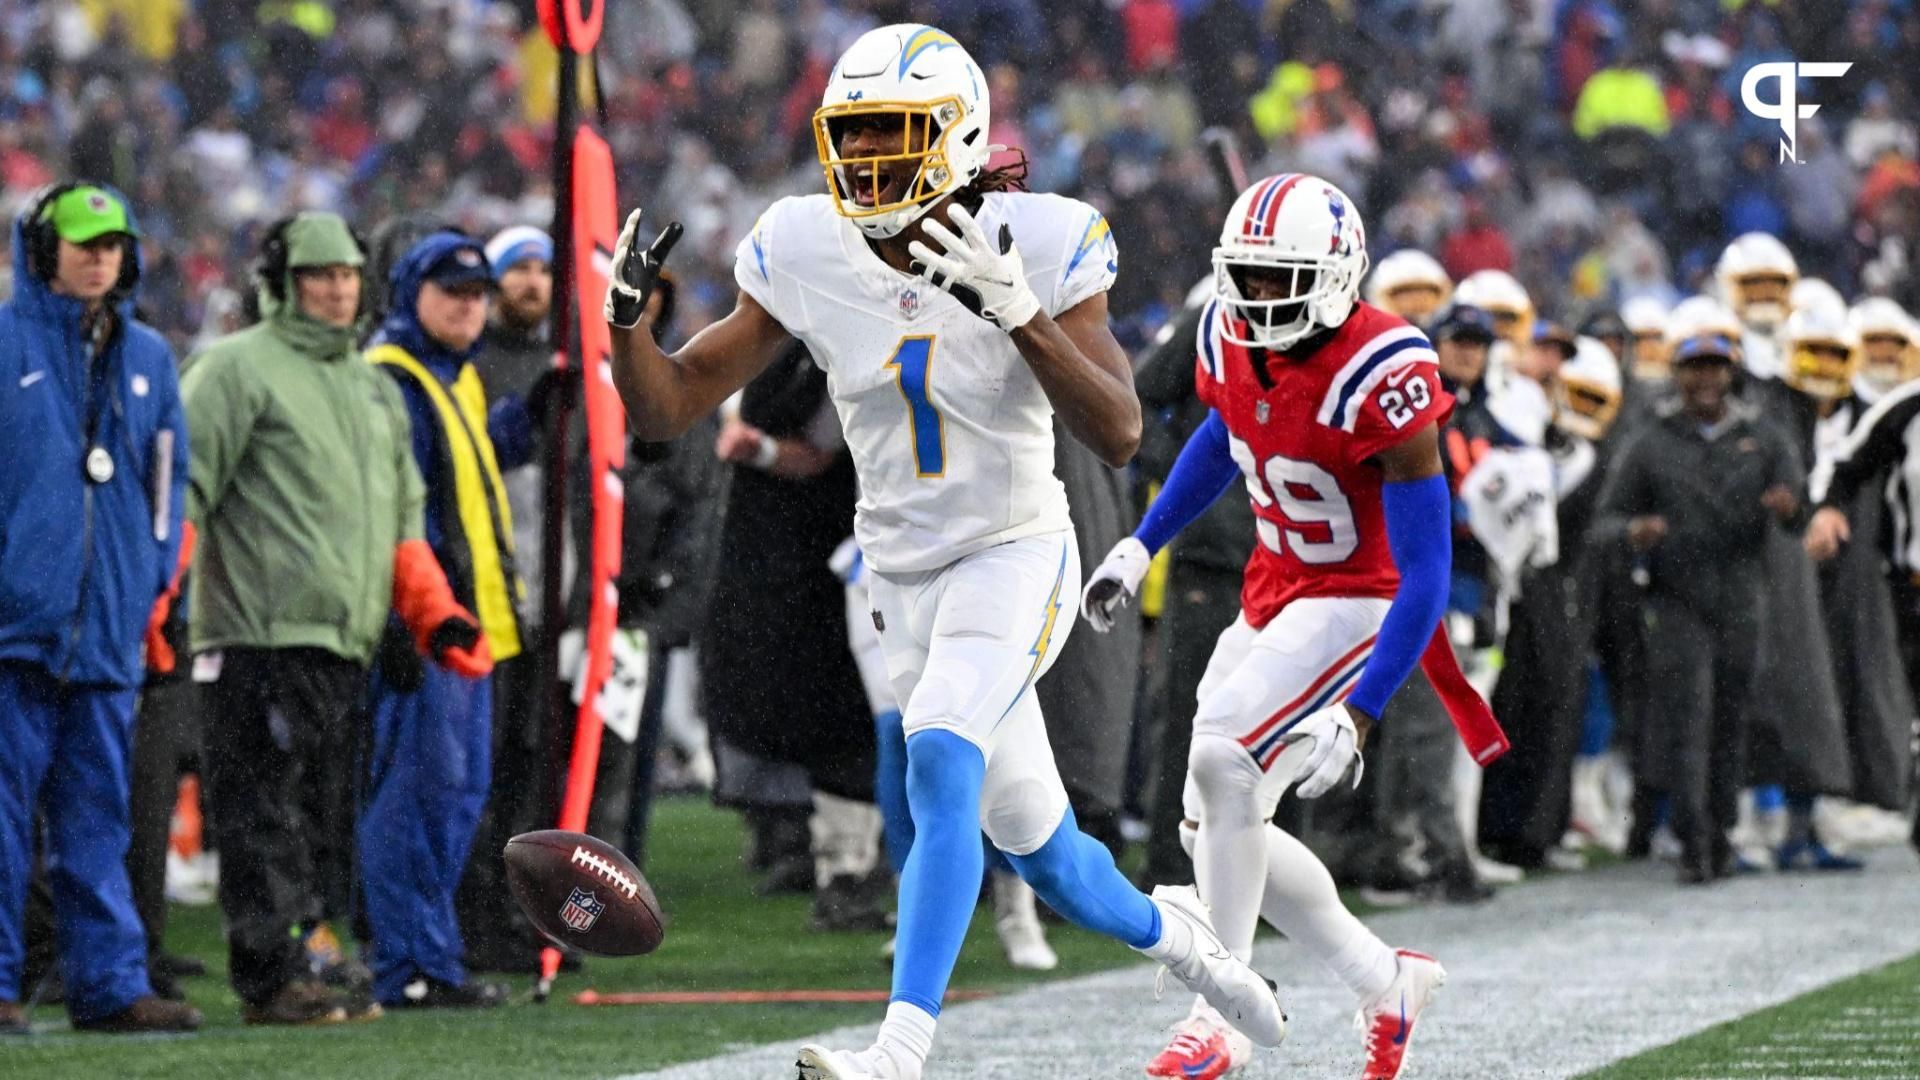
[0,183,199,1034]
[181,211,485,1025]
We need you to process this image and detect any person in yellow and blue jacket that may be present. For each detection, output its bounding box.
[360,231,534,1009]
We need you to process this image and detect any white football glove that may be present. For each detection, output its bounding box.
[1079,537,1152,634]
[905,203,1042,332]
[1275,703,1363,799]
[604,208,684,329]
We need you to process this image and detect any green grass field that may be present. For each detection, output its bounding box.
[0,796,1143,1079]
[1582,951,1920,1079]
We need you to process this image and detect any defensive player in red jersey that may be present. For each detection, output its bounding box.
[1084,174,1473,1080]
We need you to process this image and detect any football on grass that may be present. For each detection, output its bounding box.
[504,830,665,956]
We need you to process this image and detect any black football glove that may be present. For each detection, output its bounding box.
[605,209,684,330]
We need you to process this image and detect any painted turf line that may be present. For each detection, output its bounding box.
[616,849,1920,1079]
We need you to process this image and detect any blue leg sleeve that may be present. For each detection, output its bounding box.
[890,730,987,1018]
[873,709,913,874]
[983,841,1012,877]
[1004,807,1161,950]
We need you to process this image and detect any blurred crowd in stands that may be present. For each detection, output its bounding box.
[3,0,1919,1037]
[3,0,1920,352]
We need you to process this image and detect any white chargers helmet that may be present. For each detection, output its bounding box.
[1454,269,1534,347]
[1715,232,1798,331]
[1366,249,1451,327]
[813,25,993,239]
[1212,172,1369,349]
[1620,295,1673,381]
[1555,335,1624,440]
[1850,297,1920,398]
[1783,302,1860,401]
[1666,294,1743,347]
[1789,276,1847,320]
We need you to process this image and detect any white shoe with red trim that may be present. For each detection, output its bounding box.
[1355,950,1445,1079]
[1144,1000,1252,1079]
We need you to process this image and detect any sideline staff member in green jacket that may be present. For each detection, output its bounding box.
[181,212,487,1026]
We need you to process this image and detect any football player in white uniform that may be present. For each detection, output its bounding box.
[602,24,1287,1080]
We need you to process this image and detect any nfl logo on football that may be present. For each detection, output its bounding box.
[559,887,605,933]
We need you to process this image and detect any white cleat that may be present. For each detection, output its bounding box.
[1144,999,1253,1079]
[1355,950,1446,1080]
[1147,885,1288,1047]
[991,871,1059,971]
[796,1043,919,1080]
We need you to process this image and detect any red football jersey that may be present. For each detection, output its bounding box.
[1194,300,1454,628]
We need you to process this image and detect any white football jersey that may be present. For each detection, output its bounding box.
[734,191,1119,573]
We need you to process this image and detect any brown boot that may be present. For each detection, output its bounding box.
[0,1000,27,1035]
[72,994,202,1033]
[241,979,348,1026]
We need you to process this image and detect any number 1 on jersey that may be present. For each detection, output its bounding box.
[886,335,945,477]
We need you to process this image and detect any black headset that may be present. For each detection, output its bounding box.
[252,215,300,302]
[19,180,140,296]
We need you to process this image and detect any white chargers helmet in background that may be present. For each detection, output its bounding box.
[1555,335,1624,441]
[1789,277,1847,320]
[1715,232,1798,332]
[1454,269,1534,348]
[1666,294,1743,351]
[1849,297,1920,399]
[812,25,992,239]
[1620,295,1673,382]
[1783,302,1860,402]
[1366,248,1452,327]
[1212,172,1369,349]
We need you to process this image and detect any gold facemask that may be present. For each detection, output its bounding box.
[1785,339,1858,401]
[1489,306,1534,348]
[1383,283,1446,326]
[1556,378,1621,440]
[813,97,965,224]
[1732,273,1792,327]
[1859,332,1920,393]
[1630,331,1669,381]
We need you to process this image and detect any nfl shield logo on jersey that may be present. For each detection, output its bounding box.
[1255,400,1271,424]
[559,887,605,933]
[898,285,921,319]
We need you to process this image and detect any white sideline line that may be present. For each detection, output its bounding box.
[615,850,1920,1079]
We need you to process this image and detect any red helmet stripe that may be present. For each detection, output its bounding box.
[1259,173,1306,238]
[1240,174,1282,237]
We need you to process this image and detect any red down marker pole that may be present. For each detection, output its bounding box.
[534,0,624,1002]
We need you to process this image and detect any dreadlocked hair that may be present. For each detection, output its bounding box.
[955,149,1030,212]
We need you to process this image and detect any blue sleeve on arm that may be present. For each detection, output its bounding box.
[1135,410,1240,555]
[1347,473,1453,721]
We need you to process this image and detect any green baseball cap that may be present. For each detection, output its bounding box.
[44,185,136,243]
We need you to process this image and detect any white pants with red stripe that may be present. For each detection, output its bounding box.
[1174,596,1401,1000]
[1181,596,1391,821]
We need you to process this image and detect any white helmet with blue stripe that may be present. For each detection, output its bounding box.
[813,24,992,240]
[1212,173,1369,350]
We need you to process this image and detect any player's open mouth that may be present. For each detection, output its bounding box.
[850,166,901,207]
